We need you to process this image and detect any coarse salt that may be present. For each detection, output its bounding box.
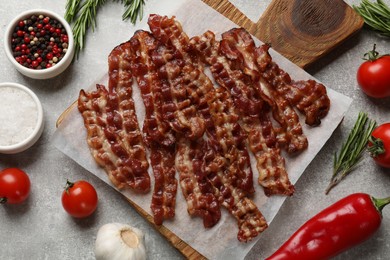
[0,86,38,146]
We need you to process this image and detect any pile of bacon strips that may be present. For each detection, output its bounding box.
[78,14,330,242]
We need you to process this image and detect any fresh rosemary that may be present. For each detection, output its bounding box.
[325,112,377,194]
[354,0,390,37]
[65,0,82,22]
[121,0,145,24]
[65,0,145,57]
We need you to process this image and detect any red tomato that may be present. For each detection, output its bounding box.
[369,123,390,168]
[357,45,390,98]
[61,180,98,218]
[0,168,31,204]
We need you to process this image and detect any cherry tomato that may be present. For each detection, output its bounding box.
[61,180,98,218]
[357,45,390,98]
[368,123,390,168]
[0,168,31,204]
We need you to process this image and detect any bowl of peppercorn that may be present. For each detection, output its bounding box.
[4,9,74,79]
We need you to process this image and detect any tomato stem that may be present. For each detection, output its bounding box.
[372,196,390,214]
[368,136,385,157]
[0,197,7,204]
[363,44,382,61]
[64,179,74,194]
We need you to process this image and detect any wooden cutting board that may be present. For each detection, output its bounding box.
[204,0,364,68]
[57,1,363,259]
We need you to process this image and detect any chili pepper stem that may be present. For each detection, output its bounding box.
[372,196,390,213]
[0,197,7,204]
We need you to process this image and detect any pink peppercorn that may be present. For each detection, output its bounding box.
[31,60,39,68]
[46,53,53,60]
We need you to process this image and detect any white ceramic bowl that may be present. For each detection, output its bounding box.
[4,9,74,79]
[0,82,44,154]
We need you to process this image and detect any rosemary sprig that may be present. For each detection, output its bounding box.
[65,0,82,22]
[325,112,377,194]
[66,0,106,58]
[354,0,390,37]
[64,0,145,57]
[121,0,145,24]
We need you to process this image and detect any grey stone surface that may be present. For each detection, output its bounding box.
[0,0,389,259]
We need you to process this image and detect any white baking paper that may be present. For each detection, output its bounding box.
[52,1,352,259]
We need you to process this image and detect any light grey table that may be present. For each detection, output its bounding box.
[1,0,390,259]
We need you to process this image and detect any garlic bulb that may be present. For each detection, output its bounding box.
[95,223,147,260]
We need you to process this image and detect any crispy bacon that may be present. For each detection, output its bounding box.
[205,87,254,194]
[148,14,197,65]
[106,42,150,190]
[129,30,178,225]
[129,31,175,147]
[190,31,294,196]
[204,87,268,241]
[78,41,151,193]
[255,45,330,126]
[199,76,266,240]
[203,141,268,242]
[220,28,308,154]
[176,137,221,228]
[148,15,266,240]
[149,17,256,190]
[78,14,331,243]
[158,58,205,140]
[149,143,177,225]
[78,84,151,192]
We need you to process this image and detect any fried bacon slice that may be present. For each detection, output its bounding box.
[129,31,175,147]
[190,31,294,196]
[148,14,197,65]
[158,57,205,140]
[148,143,177,225]
[176,137,221,228]
[205,87,254,194]
[78,41,151,193]
[220,28,308,154]
[78,85,151,192]
[203,140,268,242]
[256,44,330,126]
[131,28,204,141]
[129,30,178,225]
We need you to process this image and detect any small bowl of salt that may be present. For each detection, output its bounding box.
[0,82,44,154]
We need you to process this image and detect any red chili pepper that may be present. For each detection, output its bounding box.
[266,193,390,260]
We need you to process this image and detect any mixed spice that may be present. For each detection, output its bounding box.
[10,14,69,69]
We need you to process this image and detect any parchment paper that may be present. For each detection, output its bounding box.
[52,1,352,259]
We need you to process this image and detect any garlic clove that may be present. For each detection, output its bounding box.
[95,223,147,260]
